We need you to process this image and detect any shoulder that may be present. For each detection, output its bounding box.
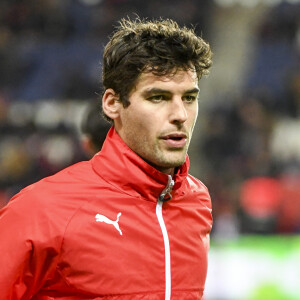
[7,160,102,225]
[0,159,112,262]
[185,174,212,209]
[186,174,209,192]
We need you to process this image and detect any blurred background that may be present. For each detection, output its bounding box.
[0,0,300,299]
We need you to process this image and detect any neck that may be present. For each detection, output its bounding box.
[152,164,176,177]
[161,167,175,177]
[144,159,175,177]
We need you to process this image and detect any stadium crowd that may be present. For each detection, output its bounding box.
[0,0,299,235]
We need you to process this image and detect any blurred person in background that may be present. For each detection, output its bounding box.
[80,100,111,157]
[0,17,213,299]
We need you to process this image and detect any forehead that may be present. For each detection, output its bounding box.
[132,69,199,93]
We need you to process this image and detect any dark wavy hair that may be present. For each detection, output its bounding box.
[102,17,213,122]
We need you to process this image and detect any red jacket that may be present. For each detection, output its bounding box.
[0,127,213,300]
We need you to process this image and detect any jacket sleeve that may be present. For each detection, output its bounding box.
[0,189,61,299]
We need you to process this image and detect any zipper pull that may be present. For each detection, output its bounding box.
[159,175,175,202]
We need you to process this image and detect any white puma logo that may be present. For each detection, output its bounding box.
[95,212,122,236]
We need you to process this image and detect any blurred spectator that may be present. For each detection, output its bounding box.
[0,100,88,208]
[202,2,300,235]
[80,100,111,156]
[277,173,300,233]
[270,117,300,173]
[239,177,282,234]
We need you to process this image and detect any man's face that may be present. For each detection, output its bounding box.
[115,69,199,174]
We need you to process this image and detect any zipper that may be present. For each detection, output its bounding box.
[156,175,174,300]
[159,175,175,202]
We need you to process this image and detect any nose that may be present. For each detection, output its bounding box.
[169,97,188,124]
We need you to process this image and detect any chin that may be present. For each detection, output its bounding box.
[145,151,186,170]
[159,158,186,169]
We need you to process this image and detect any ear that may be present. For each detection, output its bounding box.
[102,89,122,120]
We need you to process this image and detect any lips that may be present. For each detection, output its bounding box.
[161,133,187,148]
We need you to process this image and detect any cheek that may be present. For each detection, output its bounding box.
[123,111,154,140]
[188,107,198,127]
[130,110,156,131]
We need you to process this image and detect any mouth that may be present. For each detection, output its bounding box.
[162,133,187,140]
[161,133,188,148]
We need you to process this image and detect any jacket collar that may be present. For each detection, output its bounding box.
[91,127,189,202]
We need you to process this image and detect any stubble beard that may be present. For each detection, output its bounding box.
[144,140,189,172]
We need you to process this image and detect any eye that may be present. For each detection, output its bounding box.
[148,95,166,102]
[183,95,197,103]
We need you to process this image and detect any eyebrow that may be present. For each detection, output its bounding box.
[184,88,200,94]
[142,87,200,96]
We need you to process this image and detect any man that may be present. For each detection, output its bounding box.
[0,18,213,299]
